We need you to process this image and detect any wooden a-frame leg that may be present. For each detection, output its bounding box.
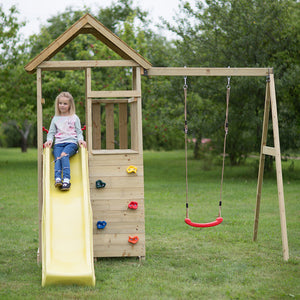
[253,74,289,261]
[253,80,271,241]
[269,74,289,261]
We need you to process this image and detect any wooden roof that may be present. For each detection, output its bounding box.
[25,13,152,73]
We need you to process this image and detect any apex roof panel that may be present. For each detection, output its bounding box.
[25,14,152,73]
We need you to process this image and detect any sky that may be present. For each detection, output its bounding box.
[2,0,193,40]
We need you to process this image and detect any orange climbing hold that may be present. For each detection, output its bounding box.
[128,236,139,244]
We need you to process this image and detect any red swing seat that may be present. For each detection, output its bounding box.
[185,217,223,228]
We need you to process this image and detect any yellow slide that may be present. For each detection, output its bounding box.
[42,146,95,287]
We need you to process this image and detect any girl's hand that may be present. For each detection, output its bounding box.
[79,140,87,148]
[44,140,53,148]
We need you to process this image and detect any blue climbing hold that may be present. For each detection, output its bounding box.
[97,221,107,229]
[96,180,106,189]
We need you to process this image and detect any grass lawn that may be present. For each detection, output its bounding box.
[0,148,299,299]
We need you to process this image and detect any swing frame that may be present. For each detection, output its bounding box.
[145,67,289,261]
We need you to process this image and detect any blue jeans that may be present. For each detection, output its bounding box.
[53,143,78,181]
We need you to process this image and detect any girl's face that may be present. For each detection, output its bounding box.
[58,97,71,116]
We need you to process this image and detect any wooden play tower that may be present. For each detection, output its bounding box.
[25,14,289,262]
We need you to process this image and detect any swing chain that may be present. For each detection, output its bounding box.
[219,72,231,217]
[183,72,189,219]
[224,67,231,135]
[183,70,188,135]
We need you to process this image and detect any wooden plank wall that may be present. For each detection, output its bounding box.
[89,152,145,258]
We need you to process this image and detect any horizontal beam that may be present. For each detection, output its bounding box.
[91,149,139,155]
[88,90,141,98]
[145,67,273,77]
[90,98,137,104]
[38,60,140,70]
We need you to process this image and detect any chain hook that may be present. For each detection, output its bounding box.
[183,66,188,89]
[227,66,231,89]
[266,68,271,82]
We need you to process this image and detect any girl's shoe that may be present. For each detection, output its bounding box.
[55,178,62,187]
[61,181,71,191]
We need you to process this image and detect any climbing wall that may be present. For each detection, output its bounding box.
[89,152,145,258]
[85,65,145,258]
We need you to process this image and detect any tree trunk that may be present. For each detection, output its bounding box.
[193,138,201,159]
[13,120,32,153]
[21,134,28,152]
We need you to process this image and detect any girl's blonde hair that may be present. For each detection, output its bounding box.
[55,92,76,116]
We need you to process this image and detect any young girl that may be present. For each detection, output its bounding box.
[44,92,86,191]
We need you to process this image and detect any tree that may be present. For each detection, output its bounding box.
[0,5,24,66]
[166,0,300,163]
[0,4,36,152]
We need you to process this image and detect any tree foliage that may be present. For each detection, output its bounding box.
[0,0,299,159]
[0,4,36,151]
[165,0,300,164]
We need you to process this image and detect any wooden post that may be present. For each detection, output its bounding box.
[119,103,128,149]
[37,68,43,263]
[92,103,101,149]
[131,67,143,152]
[253,80,271,241]
[135,67,143,153]
[269,74,289,261]
[105,103,115,149]
[85,68,92,153]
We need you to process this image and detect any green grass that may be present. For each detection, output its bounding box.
[0,148,299,299]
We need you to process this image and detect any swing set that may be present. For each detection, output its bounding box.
[25,14,289,265]
[146,66,289,261]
